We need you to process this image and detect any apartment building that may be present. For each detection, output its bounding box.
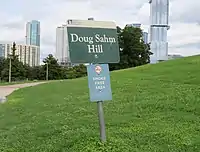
[0,42,40,66]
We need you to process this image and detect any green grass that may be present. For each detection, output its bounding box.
[1,55,200,151]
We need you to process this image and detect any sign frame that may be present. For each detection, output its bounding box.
[66,20,120,64]
[87,64,112,102]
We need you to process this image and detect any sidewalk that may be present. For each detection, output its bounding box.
[0,82,47,97]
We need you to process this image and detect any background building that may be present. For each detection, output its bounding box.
[143,32,148,44]
[126,23,141,28]
[25,20,40,64]
[25,20,40,46]
[168,54,183,60]
[55,25,71,66]
[149,0,170,63]
[0,42,40,66]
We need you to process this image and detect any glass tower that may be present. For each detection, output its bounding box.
[26,20,40,46]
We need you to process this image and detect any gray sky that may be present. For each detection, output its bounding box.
[0,0,200,60]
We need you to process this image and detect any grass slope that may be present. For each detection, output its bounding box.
[1,56,200,151]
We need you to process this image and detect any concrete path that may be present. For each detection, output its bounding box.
[0,82,47,97]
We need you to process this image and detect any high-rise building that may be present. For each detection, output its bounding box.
[0,42,40,66]
[26,20,40,46]
[55,25,71,66]
[25,20,40,64]
[149,0,170,63]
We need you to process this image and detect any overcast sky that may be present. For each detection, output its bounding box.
[0,0,200,61]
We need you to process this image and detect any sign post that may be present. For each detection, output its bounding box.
[66,19,120,142]
[97,101,106,142]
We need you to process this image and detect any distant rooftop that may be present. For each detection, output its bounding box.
[126,23,141,27]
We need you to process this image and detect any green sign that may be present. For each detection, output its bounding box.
[67,27,120,63]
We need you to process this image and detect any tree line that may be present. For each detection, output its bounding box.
[0,26,152,82]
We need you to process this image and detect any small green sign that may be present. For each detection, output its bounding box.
[67,27,120,63]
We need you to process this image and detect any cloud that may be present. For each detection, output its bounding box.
[168,23,200,47]
[170,0,200,23]
[0,0,199,62]
[1,16,24,29]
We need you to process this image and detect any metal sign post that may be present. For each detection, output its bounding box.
[97,101,106,142]
[90,64,106,142]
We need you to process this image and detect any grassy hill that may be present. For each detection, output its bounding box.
[1,55,200,152]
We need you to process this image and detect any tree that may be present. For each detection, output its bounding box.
[11,42,17,58]
[109,26,152,71]
[9,42,27,81]
[43,54,62,80]
[0,57,6,81]
[0,57,5,73]
[30,66,45,80]
[1,42,28,82]
[72,64,87,78]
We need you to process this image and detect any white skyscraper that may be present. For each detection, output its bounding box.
[149,0,170,63]
[56,25,70,66]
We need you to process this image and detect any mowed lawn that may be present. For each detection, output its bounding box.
[0,56,200,151]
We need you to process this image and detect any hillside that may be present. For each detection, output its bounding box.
[0,55,200,151]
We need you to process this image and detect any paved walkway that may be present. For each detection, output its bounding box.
[0,82,47,97]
